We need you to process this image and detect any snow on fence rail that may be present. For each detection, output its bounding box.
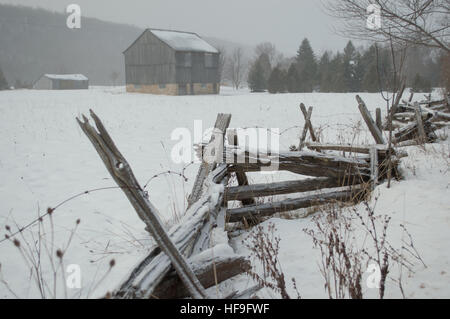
[75,91,449,299]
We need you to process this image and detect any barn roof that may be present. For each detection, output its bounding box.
[124,29,219,54]
[44,74,88,81]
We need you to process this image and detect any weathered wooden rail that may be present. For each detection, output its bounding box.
[75,91,448,299]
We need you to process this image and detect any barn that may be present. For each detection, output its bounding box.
[33,74,89,90]
[123,29,220,95]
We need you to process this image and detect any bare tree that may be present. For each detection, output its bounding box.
[110,71,119,87]
[228,47,246,89]
[325,0,450,53]
[255,42,285,67]
[216,46,227,84]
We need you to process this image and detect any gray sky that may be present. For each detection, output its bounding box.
[0,0,350,55]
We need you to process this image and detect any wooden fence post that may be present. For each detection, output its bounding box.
[369,147,379,190]
[298,104,313,151]
[414,102,426,144]
[77,110,208,299]
[300,103,318,142]
[188,114,232,208]
[376,108,382,132]
[356,95,386,145]
[227,129,256,206]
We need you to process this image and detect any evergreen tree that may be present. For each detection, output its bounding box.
[360,45,379,93]
[329,53,346,92]
[353,52,365,92]
[0,66,8,90]
[258,53,272,86]
[286,63,300,93]
[295,38,317,92]
[248,59,267,92]
[248,53,272,92]
[267,66,286,93]
[343,41,359,92]
[441,53,450,94]
[411,73,432,93]
[318,51,332,92]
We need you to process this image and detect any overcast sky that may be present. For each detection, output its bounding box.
[0,0,351,55]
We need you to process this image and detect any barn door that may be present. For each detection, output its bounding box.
[178,84,188,95]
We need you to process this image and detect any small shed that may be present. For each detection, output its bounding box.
[33,74,89,90]
[123,29,220,95]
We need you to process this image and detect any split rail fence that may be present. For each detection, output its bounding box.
[76,91,449,299]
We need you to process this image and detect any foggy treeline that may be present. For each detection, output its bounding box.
[244,39,448,94]
[0,4,447,93]
[0,4,252,89]
[0,4,143,87]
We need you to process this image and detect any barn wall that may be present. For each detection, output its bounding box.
[56,79,89,90]
[126,84,178,95]
[192,83,219,95]
[33,77,52,90]
[124,30,220,95]
[124,31,176,85]
[175,52,219,85]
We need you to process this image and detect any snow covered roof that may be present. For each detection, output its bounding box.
[150,29,218,53]
[44,74,88,81]
[124,29,219,54]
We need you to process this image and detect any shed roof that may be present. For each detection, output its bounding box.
[44,74,88,81]
[124,29,219,54]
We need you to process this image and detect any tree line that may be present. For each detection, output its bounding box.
[246,39,448,94]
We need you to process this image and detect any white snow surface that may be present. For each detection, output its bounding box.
[0,86,448,298]
[150,29,218,53]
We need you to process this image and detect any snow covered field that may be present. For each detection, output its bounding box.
[0,86,448,298]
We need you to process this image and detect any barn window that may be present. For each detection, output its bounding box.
[205,53,216,68]
[201,83,207,88]
[177,53,192,67]
[159,84,166,89]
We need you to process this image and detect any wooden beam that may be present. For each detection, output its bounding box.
[300,103,318,142]
[388,82,406,118]
[152,256,250,299]
[227,188,363,223]
[298,105,313,151]
[414,102,426,143]
[306,142,389,155]
[356,95,386,144]
[188,114,232,208]
[77,110,208,299]
[376,108,382,131]
[369,147,379,190]
[402,101,450,121]
[227,129,255,206]
[114,165,228,299]
[225,177,343,201]
[393,120,437,144]
[226,150,371,179]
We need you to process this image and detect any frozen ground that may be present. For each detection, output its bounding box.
[0,86,448,298]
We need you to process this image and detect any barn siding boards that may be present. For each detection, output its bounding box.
[33,76,52,90]
[124,29,220,95]
[126,65,176,85]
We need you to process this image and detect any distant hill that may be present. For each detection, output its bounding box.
[0,4,143,86]
[0,4,254,87]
